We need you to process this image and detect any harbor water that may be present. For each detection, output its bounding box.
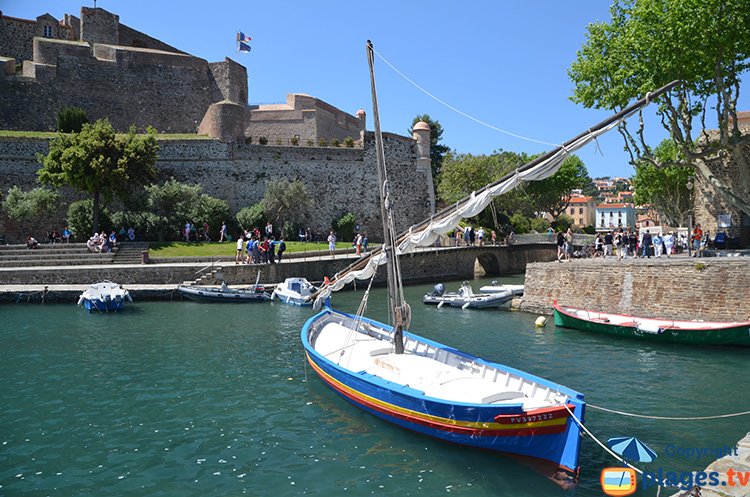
[2,275,749,496]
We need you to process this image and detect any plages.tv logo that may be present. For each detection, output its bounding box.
[601,467,637,496]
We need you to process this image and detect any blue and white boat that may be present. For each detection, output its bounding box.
[272,277,317,306]
[77,281,132,312]
[298,41,640,482]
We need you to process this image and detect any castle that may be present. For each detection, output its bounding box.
[0,7,435,242]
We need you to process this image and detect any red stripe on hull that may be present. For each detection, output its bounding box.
[310,357,568,438]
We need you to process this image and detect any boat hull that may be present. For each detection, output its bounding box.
[177,285,271,303]
[422,293,513,309]
[272,289,312,306]
[81,297,126,312]
[553,303,750,346]
[302,309,585,474]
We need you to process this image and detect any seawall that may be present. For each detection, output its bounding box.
[518,258,750,322]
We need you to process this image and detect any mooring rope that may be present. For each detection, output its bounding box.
[562,404,669,489]
[588,403,750,420]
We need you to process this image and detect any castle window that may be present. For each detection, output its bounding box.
[43,25,53,38]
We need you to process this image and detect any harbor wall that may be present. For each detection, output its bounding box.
[518,258,750,322]
[0,245,556,289]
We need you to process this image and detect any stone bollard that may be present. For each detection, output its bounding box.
[141,250,149,264]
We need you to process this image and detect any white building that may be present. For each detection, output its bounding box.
[595,203,636,231]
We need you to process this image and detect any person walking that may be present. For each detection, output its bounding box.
[235,235,244,265]
[664,232,674,258]
[653,232,663,258]
[564,228,573,261]
[277,237,286,263]
[557,231,565,262]
[603,231,613,258]
[642,230,653,258]
[355,233,363,256]
[692,224,703,257]
[218,221,227,243]
[327,230,337,258]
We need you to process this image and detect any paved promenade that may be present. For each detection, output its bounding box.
[671,432,750,497]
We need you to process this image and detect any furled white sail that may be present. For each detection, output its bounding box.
[313,81,679,304]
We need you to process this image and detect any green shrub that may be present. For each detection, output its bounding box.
[306,139,314,147]
[258,136,268,145]
[56,106,89,133]
[67,199,111,238]
[291,136,300,146]
[236,202,265,231]
[509,212,531,234]
[530,216,551,233]
[245,136,253,144]
[275,138,283,146]
[344,136,355,148]
[331,138,340,147]
[333,212,356,242]
[318,138,328,147]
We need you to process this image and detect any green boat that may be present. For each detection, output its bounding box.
[553,301,750,346]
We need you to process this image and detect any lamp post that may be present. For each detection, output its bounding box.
[685,180,693,257]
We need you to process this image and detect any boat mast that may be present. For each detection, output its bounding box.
[367,40,407,354]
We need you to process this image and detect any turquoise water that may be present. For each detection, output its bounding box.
[2,275,749,496]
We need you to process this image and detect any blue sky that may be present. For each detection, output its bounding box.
[9,1,750,179]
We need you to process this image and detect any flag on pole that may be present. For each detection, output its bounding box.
[238,41,252,52]
[237,31,252,43]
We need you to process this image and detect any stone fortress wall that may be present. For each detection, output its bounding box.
[0,6,436,242]
[0,132,434,243]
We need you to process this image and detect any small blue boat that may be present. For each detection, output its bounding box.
[77,281,132,312]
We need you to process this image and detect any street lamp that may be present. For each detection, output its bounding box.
[685,180,693,257]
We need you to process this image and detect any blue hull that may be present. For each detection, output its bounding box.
[82,298,126,312]
[301,309,585,475]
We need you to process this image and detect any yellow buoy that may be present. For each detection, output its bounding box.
[535,316,548,328]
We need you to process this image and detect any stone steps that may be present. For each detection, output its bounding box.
[0,242,149,266]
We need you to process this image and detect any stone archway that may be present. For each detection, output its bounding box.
[475,251,501,276]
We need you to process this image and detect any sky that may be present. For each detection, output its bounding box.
[6,0,750,179]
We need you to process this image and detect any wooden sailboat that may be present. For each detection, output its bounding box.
[553,301,750,346]
[298,41,643,478]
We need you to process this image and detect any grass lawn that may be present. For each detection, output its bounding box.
[149,240,360,257]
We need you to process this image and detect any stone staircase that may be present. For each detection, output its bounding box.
[112,242,149,264]
[184,264,225,285]
[0,241,148,267]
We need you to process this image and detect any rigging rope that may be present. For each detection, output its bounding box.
[371,47,560,148]
[587,403,750,420]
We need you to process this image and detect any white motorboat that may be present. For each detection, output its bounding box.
[77,281,132,312]
[422,282,514,309]
[272,277,318,306]
[479,281,525,296]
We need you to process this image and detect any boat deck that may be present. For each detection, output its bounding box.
[314,322,562,410]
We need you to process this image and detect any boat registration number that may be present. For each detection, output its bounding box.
[508,413,555,424]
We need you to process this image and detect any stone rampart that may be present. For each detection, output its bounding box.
[518,258,750,322]
[0,132,433,243]
[1,38,227,133]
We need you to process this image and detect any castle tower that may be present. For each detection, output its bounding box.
[356,108,366,142]
[412,121,435,213]
[80,7,119,45]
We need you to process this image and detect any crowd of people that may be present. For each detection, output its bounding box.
[557,224,710,262]
[448,226,505,247]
